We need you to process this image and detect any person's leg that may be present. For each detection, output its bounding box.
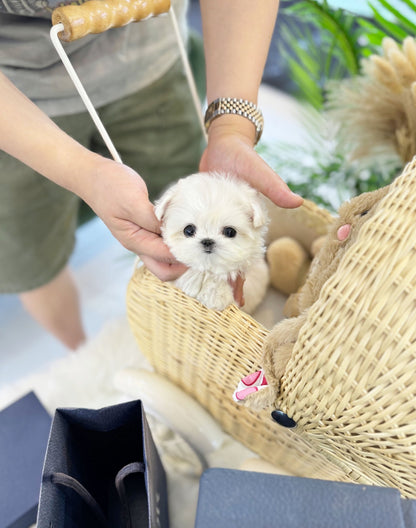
[0,111,94,349]
[20,266,85,350]
[95,58,206,201]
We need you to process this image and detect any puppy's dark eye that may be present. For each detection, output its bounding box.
[360,210,369,217]
[222,226,237,238]
[183,224,196,237]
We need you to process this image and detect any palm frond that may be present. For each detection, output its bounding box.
[367,2,409,40]
[373,0,416,33]
[399,0,416,13]
[278,0,364,107]
[284,0,361,72]
[278,0,416,108]
[356,0,416,52]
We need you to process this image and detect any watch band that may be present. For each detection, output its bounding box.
[204,97,264,145]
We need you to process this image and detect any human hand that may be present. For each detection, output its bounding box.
[77,157,186,281]
[0,75,182,282]
[199,115,303,208]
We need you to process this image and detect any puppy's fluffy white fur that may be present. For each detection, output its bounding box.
[154,172,269,312]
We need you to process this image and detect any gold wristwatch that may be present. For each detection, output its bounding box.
[204,97,264,145]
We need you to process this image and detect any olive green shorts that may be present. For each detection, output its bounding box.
[0,59,205,293]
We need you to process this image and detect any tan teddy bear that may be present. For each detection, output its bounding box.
[266,234,327,317]
[233,185,390,411]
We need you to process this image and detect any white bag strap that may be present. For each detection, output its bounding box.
[50,0,207,164]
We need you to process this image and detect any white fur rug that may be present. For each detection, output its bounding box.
[0,316,287,528]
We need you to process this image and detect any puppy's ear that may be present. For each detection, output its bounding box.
[154,185,176,222]
[250,196,268,228]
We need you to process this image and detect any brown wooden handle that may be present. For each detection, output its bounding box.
[52,0,171,42]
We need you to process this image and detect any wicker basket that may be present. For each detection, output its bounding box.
[127,160,416,498]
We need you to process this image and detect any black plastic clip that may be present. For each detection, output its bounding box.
[271,410,297,428]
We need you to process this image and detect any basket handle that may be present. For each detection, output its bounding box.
[51,0,171,42]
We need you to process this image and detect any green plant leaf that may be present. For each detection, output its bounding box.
[278,0,365,108]
[285,1,360,73]
[392,0,416,15]
[368,2,409,39]
[285,55,324,107]
[375,0,416,33]
[355,18,386,48]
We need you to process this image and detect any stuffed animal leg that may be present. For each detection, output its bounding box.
[234,314,307,410]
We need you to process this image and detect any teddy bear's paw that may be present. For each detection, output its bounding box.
[232,370,275,411]
[234,385,275,411]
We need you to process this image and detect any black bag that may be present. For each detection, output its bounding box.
[37,399,169,528]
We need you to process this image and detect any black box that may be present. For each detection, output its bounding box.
[0,392,52,528]
[195,468,416,528]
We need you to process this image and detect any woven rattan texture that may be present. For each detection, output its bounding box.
[277,159,416,498]
[127,200,343,480]
[126,178,416,497]
[127,266,345,481]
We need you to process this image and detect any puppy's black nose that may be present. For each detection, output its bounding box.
[201,238,215,252]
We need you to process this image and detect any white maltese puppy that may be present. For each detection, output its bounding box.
[154,172,270,312]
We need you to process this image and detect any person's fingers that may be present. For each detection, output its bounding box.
[126,198,161,235]
[118,222,187,281]
[140,254,187,282]
[121,226,174,261]
[200,141,303,209]
[237,148,303,209]
[110,164,162,235]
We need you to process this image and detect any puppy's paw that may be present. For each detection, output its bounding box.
[241,258,270,314]
[198,281,234,311]
[177,270,234,310]
[176,270,203,299]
